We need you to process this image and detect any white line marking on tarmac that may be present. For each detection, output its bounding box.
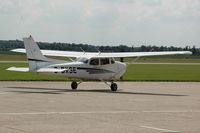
[0,110,199,116]
[142,110,200,113]
[0,111,139,116]
[140,125,180,133]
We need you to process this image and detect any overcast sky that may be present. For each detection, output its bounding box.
[0,0,200,47]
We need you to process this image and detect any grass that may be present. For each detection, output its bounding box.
[0,51,24,55]
[0,54,27,61]
[117,56,200,63]
[133,58,200,63]
[123,64,200,81]
[0,63,200,81]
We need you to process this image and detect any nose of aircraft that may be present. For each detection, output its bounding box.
[114,62,127,79]
[119,62,127,74]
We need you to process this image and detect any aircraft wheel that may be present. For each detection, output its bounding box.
[111,83,118,91]
[71,81,78,90]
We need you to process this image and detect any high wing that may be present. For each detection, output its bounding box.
[7,67,66,73]
[12,49,84,58]
[12,48,192,58]
[88,51,192,58]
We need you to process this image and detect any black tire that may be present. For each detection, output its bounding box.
[71,81,78,90]
[111,83,118,91]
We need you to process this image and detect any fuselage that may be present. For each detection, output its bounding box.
[41,58,126,81]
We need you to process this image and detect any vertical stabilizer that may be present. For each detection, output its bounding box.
[23,35,66,72]
[23,36,49,72]
[23,35,47,61]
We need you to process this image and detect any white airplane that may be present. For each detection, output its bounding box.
[7,36,192,91]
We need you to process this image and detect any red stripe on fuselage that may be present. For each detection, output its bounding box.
[89,72,105,74]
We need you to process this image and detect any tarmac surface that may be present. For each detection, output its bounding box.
[0,81,200,133]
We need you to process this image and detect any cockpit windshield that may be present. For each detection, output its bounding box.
[75,57,88,64]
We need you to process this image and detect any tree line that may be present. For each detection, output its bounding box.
[0,40,200,55]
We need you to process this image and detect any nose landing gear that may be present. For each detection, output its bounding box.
[103,81,118,91]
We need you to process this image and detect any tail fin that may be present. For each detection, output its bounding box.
[23,35,47,61]
[23,35,64,72]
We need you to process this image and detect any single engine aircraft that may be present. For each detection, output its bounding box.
[7,36,192,91]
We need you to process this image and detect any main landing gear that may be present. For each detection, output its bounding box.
[70,81,118,91]
[71,81,82,90]
[71,81,78,90]
[104,81,118,91]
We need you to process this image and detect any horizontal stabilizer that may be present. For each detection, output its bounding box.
[11,48,25,53]
[7,67,29,72]
[7,67,65,73]
[36,68,65,73]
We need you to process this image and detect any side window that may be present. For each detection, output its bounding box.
[90,58,99,65]
[100,58,110,65]
[111,58,115,64]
